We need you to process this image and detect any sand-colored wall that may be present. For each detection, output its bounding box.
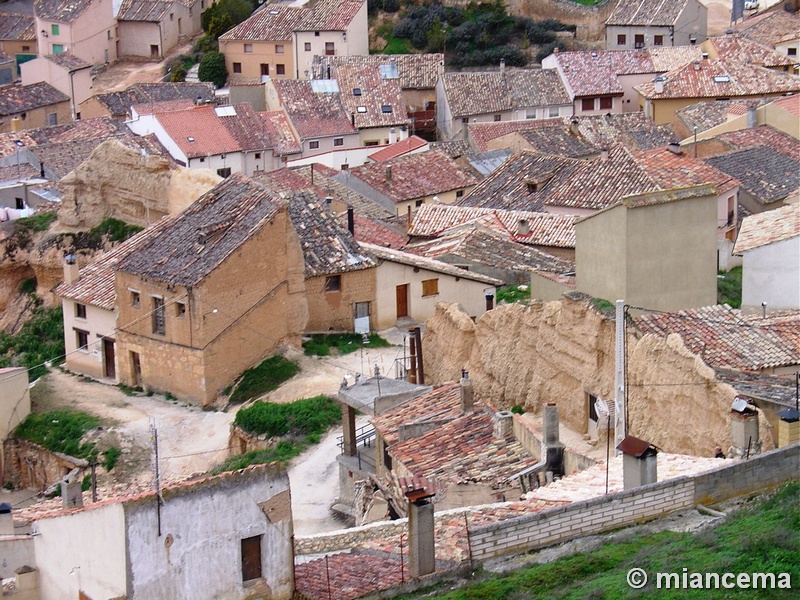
[305,268,376,332]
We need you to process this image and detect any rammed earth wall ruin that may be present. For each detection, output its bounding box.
[421,297,773,456]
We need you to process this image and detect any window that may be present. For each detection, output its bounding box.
[415,199,424,207]
[201,0,205,7]
[309,140,320,149]
[75,329,89,351]
[107,30,112,40]
[461,117,469,124]
[255,152,261,159]
[599,96,613,110]
[260,63,269,76]
[421,278,439,297]
[654,35,663,46]
[217,167,232,177]
[275,44,284,54]
[304,42,311,51]
[175,302,186,318]
[324,275,341,292]
[315,31,320,36]
[241,536,262,582]
[581,97,595,112]
[276,64,285,75]
[131,291,141,308]
[353,88,361,96]
[548,106,560,118]
[788,47,797,57]
[634,34,644,48]
[493,114,501,122]
[51,24,59,36]
[75,303,87,319]
[47,112,58,126]
[381,104,392,113]
[244,43,253,53]
[152,297,166,335]
[617,34,626,45]
[325,42,335,55]
[364,140,379,146]
[340,163,349,170]
[525,108,537,119]
[199,157,205,163]
[333,137,344,146]
[52,44,64,54]
[22,45,30,52]
[456,190,464,198]
[233,62,242,74]
[170,12,174,20]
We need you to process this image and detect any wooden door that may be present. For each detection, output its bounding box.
[396,284,409,318]
[103,338,116,379]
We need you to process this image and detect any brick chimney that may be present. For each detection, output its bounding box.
[460,370,474,412]
[493,410,514,440]
[385,166,392,185]
[63,254,79,285]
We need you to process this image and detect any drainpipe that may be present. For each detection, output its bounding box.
[158,23,164,61]
[69,70,76,120]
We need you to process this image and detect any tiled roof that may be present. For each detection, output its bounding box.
[389,407,542,486]
[705,146,800,205]
[298,0,364,32]
[340,213,407,248]
[734,203,800,254]
[636,59,800,100]
[362,242,502,285]
[647,46,706,72]
[715,369,799,408]
[548,50,660,97]
[734,8,800,48]
[0,82,69,116]
[132,98,195,115]
[34,0,93,21]
[91,82,216,118]
[155,104,241,158]
[409,204,576,248]
[515,120,600,158]
[54,218,174,309]
[347,149,479,203]
[607,0,692,26]
[674,99,765,134]
[45,51,90,71]
[330,62,408,129]
[771,94,800,118]
[715,125,800,161]
[296,552,409,600]
[368,135,427,162]
[707,34,797,68]
[314,53,444,89]
[0,162,39,182]
[0,12,35,40]
[217,103,273,152]
[461,146,657,212]
[372,382,462,446]
[272,79,357,140]
[403,225,574,275]
[288,191,375,277]
[634,304,800,371]
[115,173,284,286]
[221,0,363,41]
[116,0,172,21]
[257,110,301,155]
[429,139,471,158]
[441,69,569,117]
[632,147,739,194]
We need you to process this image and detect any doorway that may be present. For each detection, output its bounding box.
[130,351,141,386]
[396,284,409,318]
[103,338,116,379]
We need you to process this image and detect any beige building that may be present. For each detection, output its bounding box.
[604,0,707,50]
[21,52,93,119]
[0,81,70,132]
[0,12,37,74]
[34,0,117,66]
[0,367,30,483]
[576,185,718,312]
[116,0,205,60]
[113,174,308,405]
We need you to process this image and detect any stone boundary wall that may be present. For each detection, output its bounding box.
[295,444,799,558]
[2,438,86,489]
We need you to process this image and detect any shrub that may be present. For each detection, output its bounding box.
[86,218,143,244]
[16,211,57,233]
[511,404,525,414]
[0,306,65,380]
[18,278,37,295]
[229,356,300,404]
[14,410,99,460]
[193,34,218,53]
[536,40,567,63]
[717,266,742,308]
[211,441,303,474]
[170,66,188,82]
[234,395,340,437]
[302,333,391,356]
[103,446,121,471]
[198,51,228,88]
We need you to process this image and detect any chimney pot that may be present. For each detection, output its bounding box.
[667,141,682,155]
[516,218,530,235]
[600,147,609,161]
[63,255,79,285]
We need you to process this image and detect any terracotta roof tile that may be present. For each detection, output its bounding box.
[368,135,427,162]
[714,125,800,160]
[257,110,301,155]
[330,62,408,129]
[372,382,462,446]
[715,369,799,408]
[0,12,35,41]
[272,79,357,139]
[707,34,797,68]
[314,53,444,89]
[674,99,766,133]
[607,0,693,26]
[771,93,800,118]
[0,82,68,116]
[155,104,241,158]
[633,146,739,194]
[547,50,657,96]
[733,8,800,48]
[734,203,800,254]
[91,82,216,118]
[34,0,93,22]
[340,213,407,248]
[116,0,172,21]
[296,552,409,600]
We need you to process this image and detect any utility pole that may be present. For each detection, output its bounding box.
[614,299,626,453]
[151,419,162,536]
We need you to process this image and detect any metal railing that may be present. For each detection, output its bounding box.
[336,423,375,452]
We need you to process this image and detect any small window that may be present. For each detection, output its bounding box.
[244,43,253,53]
[217,167,232,177]
[47,112,58,126]
[788,47,797,57]
[233,62,242,74]
[364,140,379,146]
[201,0,205,7]
[131,291,141,308]
[333,137,344,146]
[324,275,341,292]
[309,140,320,149]
[75,329,89,350]
[175,302,186,318]
[276,64,285,75]
[241,536,262,582]
[422,278,439,297]
[199,157,205,162]
[325,42,335,55]
[304,42,311,51]
[353,88,362,96]
[107,30,112,40]
[52,44,64,54]
[255,152,261,159]
[461,117,469,124]
[152,297,165,335]
[275,44,284,54]
[314,31,320,36]
[493,114,501,122]
[22,45,30,52]
[581,98,595,112]
[415,199,424,207]
[525,108,537,119]
[548,106,559,118]
[381,105,392,113]
[634,34,644,48]
[599,96,613,110]
[617,34,626,45]
[654,35,663,46]
[75,303,87,319]
[356,106,367,113]
[170,12,174,21]
[456,190,464,198]
[51,24,59,36]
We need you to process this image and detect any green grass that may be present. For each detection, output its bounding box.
[103,446,121,471]
[382,35,410,53]
[497,285,531,305]
[229,356,300,404]
[0,306,65,380]
[15,211,57,233]
[14,410,100,461]
[399,481,800,599]
[86,218,143,244]
[234,395,340,437]
[717,266,742,309]
[302,333,390,357]
[212,440,304,474]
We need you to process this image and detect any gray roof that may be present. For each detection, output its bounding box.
[706,147,800,205]
[607,0,692,26]
[34,0,93,22]
[0,82,69,116]
[45,51,91,71]
[116,0,172,21]
[0,12,35,40]
[115,174,284,286]
[91,82,216,117]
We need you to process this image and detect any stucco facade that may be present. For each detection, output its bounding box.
[117,0,200,59]
[576,186,718,312]
[0,98,70,133]
[604,0,707,50]
[222,39,295,83]
[62,298,117,380]
[35,0,117,66]
[740,236,800,311]
[21,57,93,118]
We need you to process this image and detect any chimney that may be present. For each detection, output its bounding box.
[385,166,392,185]
[40,162,45,178]
[0,502,12,535]
[493,410,514,440]
[403,476,435,578]
[500,58,505,72]
[389,127,397,144]
[325,196,333,211]
[553,46,559,53]
[653,76,665,94]
[460,370,474,412]
[617,435,658,490]
[347,206,354,235]
[543,403,565,476]
[730,398,760,457]
[746,105,757,128]
[63,254,79,285]
[11,116,20,132]
[693,60,701,70]
[195,95,203,106]
[569,117,579,135]
[61,473,83,509]
[600,147,609,161]
[516,218,530,235]
[667,141,682,155]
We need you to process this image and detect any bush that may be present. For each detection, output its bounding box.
[536,40,567,63]
[302,333,391,356]
[198,51,228,88]
[14,410,99,460]
[229,356,300,404]
[0,306,65,380]
[86,218,143,245]
[717,266,742,308]
[170,66,188,82]
[18,278,37,295]
[212,441,303,474]
[103,446,121,471]
[193,34,218,53]
[16,211,57,233]
[234,395,340,437]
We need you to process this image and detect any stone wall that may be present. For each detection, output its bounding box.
[510,0,616,42]
[421,298,759,457]
[305,268,377,333]
[2,438,86,489]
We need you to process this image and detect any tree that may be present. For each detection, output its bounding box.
[198,51,228,88]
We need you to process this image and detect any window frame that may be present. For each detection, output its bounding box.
[421,278,439,297]
[131,291,141,308]
[233,62,242,74]
[325,42,335,55]
[75,328,89,351]
[599,96,613,110]
[333,137,344,147]
[241,535,262,582]
[51,24,59,36]
[324,275,341,292]
[309,140,320,150]
[152,297,166,336]
[75,303,87,319]
[276,64,285,75]
[581,97,595,112]
[617,34,626,46]
[244,43,253,53]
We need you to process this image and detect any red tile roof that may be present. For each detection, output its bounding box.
[272,79,357,139]
[341,213,408,248]
[368,135,428,162]
[295,552,408,600]
[734,203,800,254]
[156,104,241,158]
[714,125,800,161]
[257,110,301,155]
[548,49,670,97]
[632,147,739,194]
[332,62,408,129]
[707,34,797,68]
[372,382,462,445]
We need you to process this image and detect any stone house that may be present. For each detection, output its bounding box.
[733,203,800,312]
[0,12,37,74]
[9,463,295,599]
[604,0,707,50]
[34,0,117,66]
[113,173,308,405]
[219,0,367,83]
[435,69,572,141]
[0,81,69,132]
[116,0,205,60]
[21,52,92,119]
